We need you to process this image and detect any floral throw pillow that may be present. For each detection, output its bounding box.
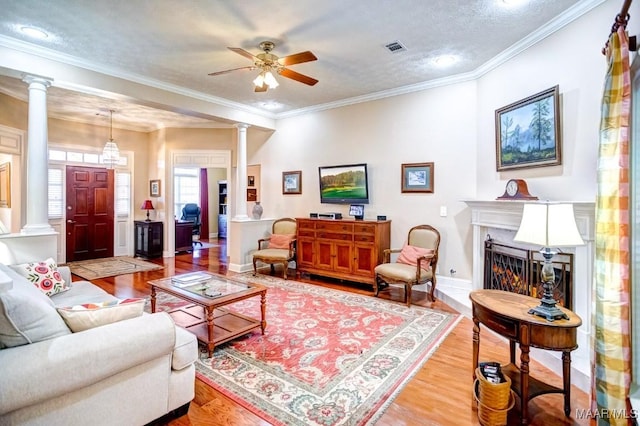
[57,298,145,332]
[13,258,69,297]
[396,245,435,269]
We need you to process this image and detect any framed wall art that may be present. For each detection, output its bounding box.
[150,179,161,197]
[282,170,302,194]
[495,85,561,171]
[247,188,257,201]
[401,162,434,193]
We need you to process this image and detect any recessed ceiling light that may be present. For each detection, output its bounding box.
[432,55,458,67]
[20,26,49,39]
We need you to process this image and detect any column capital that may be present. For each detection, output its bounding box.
[235,123,250,130]
[22,74,53,88]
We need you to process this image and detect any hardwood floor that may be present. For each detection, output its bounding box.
[88,240,591,426]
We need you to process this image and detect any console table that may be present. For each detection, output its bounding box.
[469,289,582,425]
[296,218,390,285]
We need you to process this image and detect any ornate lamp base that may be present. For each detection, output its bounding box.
[528,303,569,322]
[528,248,569,322]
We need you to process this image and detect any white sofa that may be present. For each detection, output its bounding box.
[0,263,198,426]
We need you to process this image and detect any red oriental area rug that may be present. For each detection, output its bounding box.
[154,274,460,426]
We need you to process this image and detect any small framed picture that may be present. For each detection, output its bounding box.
[150,179,161,197]
[248,175,255,187]
[282,170,302,194]
[247,188,257,201]
[401,162,434,193]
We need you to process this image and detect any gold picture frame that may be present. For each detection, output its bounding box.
[0,162,10,208]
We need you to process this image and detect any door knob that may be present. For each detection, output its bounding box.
[67,220,76,224]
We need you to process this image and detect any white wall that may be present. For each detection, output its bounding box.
[476,0,625,202]
[249,81,478,280]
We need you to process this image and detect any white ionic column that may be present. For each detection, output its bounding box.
[234,123,250,220]
[22,75,55,234]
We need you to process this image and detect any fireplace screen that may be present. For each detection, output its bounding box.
[484,237,573,309]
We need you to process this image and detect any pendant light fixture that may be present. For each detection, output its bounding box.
[102,110,120,168]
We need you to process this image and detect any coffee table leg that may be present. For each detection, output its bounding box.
[260,291,267,334]
[151,286,157,313]
[206,306,215,357]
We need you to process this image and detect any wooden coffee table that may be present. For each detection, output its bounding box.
[149,272,267,357]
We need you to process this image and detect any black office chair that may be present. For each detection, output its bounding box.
[180,203,202,247]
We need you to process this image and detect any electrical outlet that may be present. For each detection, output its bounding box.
[449,268,457,276]
[440,206,447,217]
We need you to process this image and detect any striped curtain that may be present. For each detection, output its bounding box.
[591,25,632,425]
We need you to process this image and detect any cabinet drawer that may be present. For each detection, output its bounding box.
[317,232,352,241]
[298,220,316,230]
[354,234,375,243]
[354,224,375,234]
[478,311,518,339]
[298,229,315,238]
[316,222,354,232]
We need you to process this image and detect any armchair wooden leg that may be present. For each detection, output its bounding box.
[429,279,437,302]
[374,275,380,297]
[282,261,288,280]
[253,258,258,276]
[406,284,412,308]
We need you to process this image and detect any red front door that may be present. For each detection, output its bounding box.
[65,166,114,261]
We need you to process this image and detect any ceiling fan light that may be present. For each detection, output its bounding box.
[263,71,279,88]
[253,72,265,87]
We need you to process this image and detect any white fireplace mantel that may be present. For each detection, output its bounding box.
[462,199,596,392]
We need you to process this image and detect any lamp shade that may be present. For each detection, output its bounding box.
[514,203,584,247]
[141,200,154,210]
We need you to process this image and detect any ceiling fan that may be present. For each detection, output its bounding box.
[208,41,318,92]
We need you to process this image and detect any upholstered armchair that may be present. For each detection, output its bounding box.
[252,218,297,279]
[374,225,440,307]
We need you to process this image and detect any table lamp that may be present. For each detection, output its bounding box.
[514,202,584,321]
[141,199,154,222]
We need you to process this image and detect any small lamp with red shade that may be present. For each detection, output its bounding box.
[141,199,155,221]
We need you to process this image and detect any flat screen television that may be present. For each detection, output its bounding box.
[318,163,369,204]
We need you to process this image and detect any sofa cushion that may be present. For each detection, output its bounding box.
[0,264,71,348]
[396,244,435,269]
[51,281,118,307]
[57,298,145,332]
[11,258,70,297]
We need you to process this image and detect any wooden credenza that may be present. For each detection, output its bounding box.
[296,218,391,285]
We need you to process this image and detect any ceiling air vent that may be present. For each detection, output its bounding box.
[384,40,407,53]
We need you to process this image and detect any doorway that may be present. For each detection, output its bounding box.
[65,165,114,261]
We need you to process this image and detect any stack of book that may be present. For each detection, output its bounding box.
[171,271,212,287]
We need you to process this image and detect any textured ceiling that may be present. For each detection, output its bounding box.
[0,0,600,131]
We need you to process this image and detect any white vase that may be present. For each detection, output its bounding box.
[252,202,263,219]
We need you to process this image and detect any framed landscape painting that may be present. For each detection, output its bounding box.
[401,162,434,193]
[495,85,561,171]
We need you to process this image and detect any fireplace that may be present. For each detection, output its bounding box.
[483,236,573,310]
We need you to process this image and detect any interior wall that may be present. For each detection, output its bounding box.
[475,0,627,202]
[249,81,478,280]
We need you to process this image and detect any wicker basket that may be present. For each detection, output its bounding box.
[473,367,515,426]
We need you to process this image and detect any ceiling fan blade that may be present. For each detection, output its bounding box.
[254,83,268,93]
[278,51,317,66]
[279,68,319,86]
[228,47,258,61]
[208,66,256,76]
